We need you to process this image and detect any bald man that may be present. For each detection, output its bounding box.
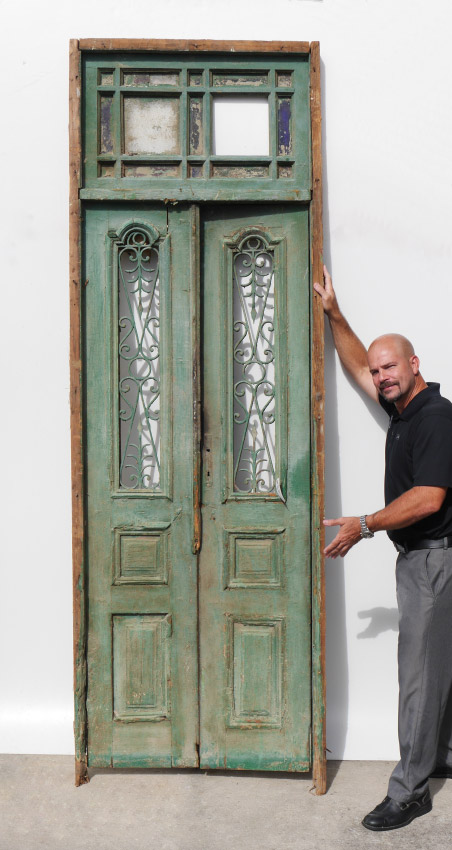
[315,267,452,831]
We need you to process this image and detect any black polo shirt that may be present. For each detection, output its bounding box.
[379,383,452,544]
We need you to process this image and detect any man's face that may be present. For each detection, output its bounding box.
[367,340,418,405]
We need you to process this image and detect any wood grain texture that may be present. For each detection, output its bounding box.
[309,41,326,796]
[69,39,89,787]
[190,205,202,556]
[79,39,310,54]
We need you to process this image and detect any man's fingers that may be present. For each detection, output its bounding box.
[313,281,324,295]
[323,518,341,527]
[323,265,332,288]
[324,542,351,558]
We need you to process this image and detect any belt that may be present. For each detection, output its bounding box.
[394,536,452,554]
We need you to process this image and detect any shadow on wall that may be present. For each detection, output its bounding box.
[357,608,399,639]
[321,58,392,761]
[320,57,349,762]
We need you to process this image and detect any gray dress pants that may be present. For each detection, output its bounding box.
[388,547,452,802]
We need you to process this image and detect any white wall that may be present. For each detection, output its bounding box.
[1,0,451,759]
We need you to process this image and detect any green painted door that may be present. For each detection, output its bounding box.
[85,203,199,768]
[84,201,311,770]
[199,205,311,770]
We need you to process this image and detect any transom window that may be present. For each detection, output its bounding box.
[82,55,311,199]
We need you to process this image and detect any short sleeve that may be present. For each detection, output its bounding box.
[412,414,452,488]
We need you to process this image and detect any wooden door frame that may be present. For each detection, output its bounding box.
[69,38,325,792]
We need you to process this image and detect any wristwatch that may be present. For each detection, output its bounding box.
[359,515,374,539]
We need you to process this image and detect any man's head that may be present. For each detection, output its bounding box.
[367,334,424,409]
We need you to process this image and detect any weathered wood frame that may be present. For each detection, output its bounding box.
[69,38,325,792]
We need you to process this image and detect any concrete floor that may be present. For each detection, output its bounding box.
[1,756,452,850]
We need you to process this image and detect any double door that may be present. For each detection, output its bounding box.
[84,202,311,770]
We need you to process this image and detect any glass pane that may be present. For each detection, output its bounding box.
[277,98,292,156]
[123,97,180,155]
[212,71,268,87]
[212,97,269,156]
[123,163,181,178]
[189,97,203,155]
[99,71,114,86]
[212,164,269,178]
[233,235,276,494]
[276,72,292,88]
[100,95,114,154]
[188,70,204,87]
[188,163,204,178]
[99,162,115,177]
[123,72,180,87]
[277,164,293,178]
[118,227,161,490]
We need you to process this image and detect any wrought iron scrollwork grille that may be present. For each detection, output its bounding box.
[118,226,161,490]
[233,234,277,494]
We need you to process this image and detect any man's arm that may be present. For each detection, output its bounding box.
[314,265,377,401]
[323,485,447,559]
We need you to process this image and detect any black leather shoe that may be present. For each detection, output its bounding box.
[430,766,452,778]
[362,791,432,831]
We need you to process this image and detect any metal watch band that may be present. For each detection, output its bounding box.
[360,515,374,539]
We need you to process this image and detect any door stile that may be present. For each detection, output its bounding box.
[69,38,89,787]
[190,203,201,761]
[191,204,202,557]
[309,41,326,795]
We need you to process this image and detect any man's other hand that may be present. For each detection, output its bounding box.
[313,265,340,317]
[323,516,362,558]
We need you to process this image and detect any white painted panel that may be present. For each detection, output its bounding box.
[124,97,180,155]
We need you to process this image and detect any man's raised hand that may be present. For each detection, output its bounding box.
[313,265,340,317]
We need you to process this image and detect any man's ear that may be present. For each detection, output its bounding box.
[410,354,420,375]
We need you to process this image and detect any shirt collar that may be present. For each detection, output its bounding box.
[392,382,440,422]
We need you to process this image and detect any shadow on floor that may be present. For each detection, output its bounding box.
[88,761,345,794]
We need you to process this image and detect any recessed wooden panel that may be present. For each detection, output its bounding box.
[228,617,283,728]
[114,528,169,584]
[224,529,284,588]
[113,615,171,721]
